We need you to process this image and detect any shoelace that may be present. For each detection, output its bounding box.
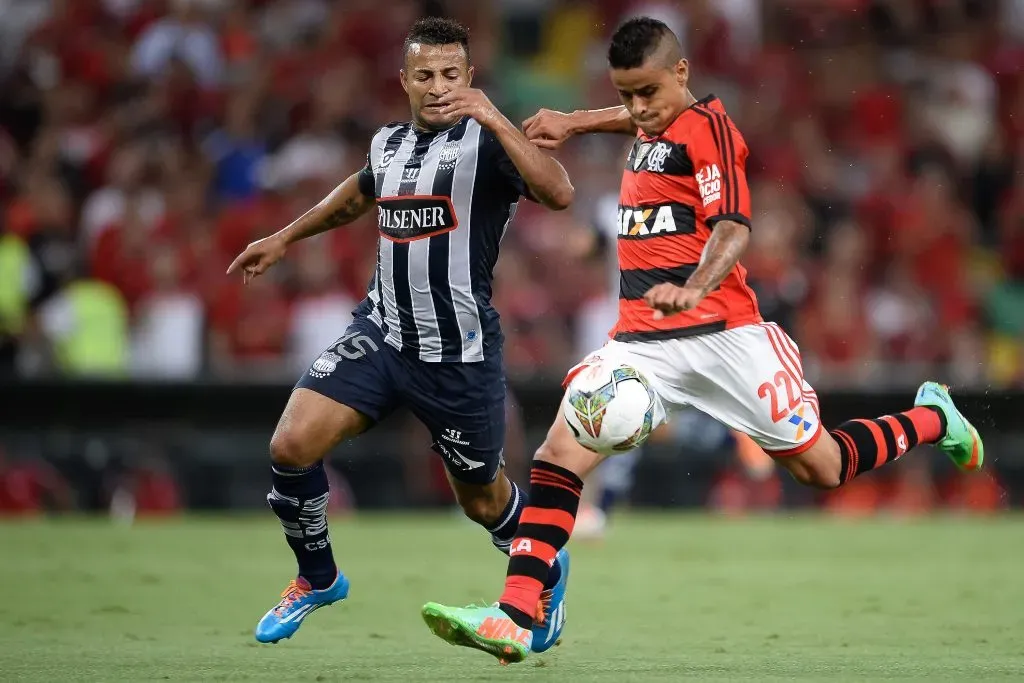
[534,591,552,627]
[274,580,311,615]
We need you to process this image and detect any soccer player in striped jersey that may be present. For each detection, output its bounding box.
[227,17,573,648]
[420,16,984,664]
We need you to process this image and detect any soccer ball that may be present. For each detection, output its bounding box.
[561,361,658,455]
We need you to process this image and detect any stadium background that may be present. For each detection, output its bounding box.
[0,0,1022,517]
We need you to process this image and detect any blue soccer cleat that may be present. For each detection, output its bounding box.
[532,548,570,653]
[254,572,349,643]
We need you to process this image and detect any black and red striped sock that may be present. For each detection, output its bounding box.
[832,407,946,485]
[498,460,583,628]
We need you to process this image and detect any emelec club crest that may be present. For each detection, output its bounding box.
[437,140,461,171]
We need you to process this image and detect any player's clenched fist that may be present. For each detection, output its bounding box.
[437,88,501,129]
[522,109,575,150]
[644,283,706,320]
[227,235,288,284]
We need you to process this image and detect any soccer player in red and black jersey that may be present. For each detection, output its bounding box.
[420,17,983,663]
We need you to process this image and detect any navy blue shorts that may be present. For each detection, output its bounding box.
[295,317,507,485]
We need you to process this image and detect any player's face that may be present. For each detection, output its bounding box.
[401,43,473,131]
[610,58,690,137]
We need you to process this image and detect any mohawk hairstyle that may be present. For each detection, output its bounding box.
[404,17,471,63]
[607,16,678,69]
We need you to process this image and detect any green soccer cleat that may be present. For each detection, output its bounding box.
[421,603,532,665]
[914,381,983,472]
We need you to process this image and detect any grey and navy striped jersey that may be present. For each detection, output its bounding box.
[351,117,529,363]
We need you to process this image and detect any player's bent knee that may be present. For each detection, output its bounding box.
[773,437,842,489]
[269,390,370,468]
[269,428,321,469]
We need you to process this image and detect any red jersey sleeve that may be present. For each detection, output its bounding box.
[690,108,751,228]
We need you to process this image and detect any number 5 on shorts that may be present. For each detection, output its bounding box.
[757,370,801,423]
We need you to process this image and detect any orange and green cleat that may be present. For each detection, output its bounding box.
[914,381,983,472]
[421,603,532,665]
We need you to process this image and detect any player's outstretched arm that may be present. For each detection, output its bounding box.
[644,220,750,320]
[226,172,373,282]
[437,87,575,210]
[523,107,634,150]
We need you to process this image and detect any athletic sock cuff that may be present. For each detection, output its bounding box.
[531,460,584,492]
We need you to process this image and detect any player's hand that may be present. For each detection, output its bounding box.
[436,88,502,130]
[226,235,287,284]
[644,283,706,320]
[522,109,574,150]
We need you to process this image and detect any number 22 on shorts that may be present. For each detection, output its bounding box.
[757,370,800,423]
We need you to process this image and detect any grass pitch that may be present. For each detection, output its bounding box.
[2,513,1022,682]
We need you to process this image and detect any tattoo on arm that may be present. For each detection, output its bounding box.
[686,220,750,296]
[315,195,368,232]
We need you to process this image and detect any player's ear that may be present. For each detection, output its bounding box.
[467,64,475,86]
[675,58,689,87]
[400,69,409,94]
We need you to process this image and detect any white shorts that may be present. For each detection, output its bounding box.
[566,322,822,455]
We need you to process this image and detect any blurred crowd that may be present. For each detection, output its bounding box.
[0,0,1022,388]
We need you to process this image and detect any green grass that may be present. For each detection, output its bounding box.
[2,513,1023,682]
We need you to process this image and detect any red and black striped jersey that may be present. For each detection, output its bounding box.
[612,95,762,342]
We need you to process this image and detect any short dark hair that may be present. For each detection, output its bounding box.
[607,17,678,69]
[404,17,471,63]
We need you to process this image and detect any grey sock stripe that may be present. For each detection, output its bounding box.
[487,482,521,537]
[272,463,320,477]
[299,491,330,537]
[267,488,300,506]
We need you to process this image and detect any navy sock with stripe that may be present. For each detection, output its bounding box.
[487,480,526,554]
[267,461,337,590]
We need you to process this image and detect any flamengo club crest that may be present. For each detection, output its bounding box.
[631,140,674,173]
[645,142,671,172]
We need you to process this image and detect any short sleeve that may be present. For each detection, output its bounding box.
[496,151,529,198]
[484,130,535,202]
[691,111,751,228]
[357,153,375,197]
